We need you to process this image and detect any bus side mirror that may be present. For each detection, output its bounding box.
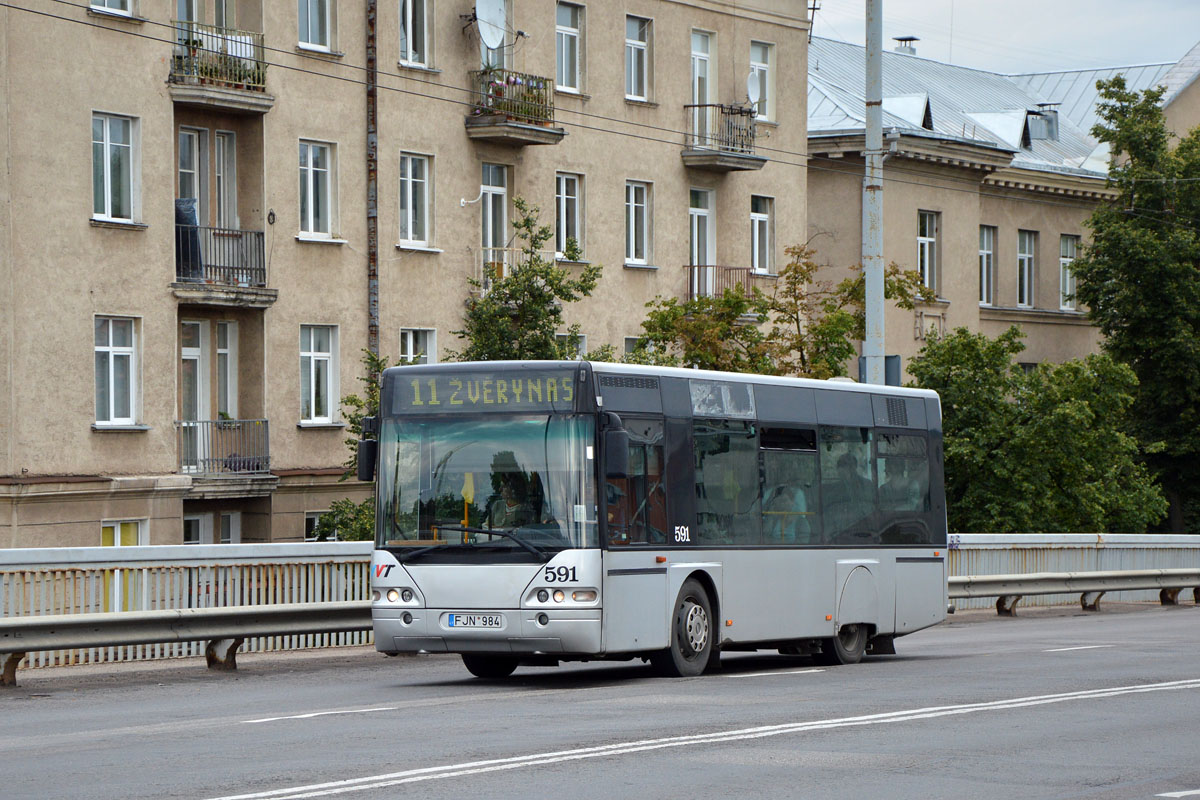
[357,439,378,482]
[604,429,629,479]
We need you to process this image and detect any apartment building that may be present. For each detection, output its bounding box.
[0,0,810,547]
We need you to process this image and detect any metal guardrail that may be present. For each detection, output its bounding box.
[175,224,267,287]
[175,418,271,476]
[949,568,1200,615]
[170,20,267,90]
[684,103,757,154]
[468,67,555,125]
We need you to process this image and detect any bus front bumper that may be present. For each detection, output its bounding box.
[373,607,602,656]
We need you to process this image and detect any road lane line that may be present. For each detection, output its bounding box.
[725,668,826,678]
[1157,791,1200,798]
[243,708,399,724]
[1043,645,1115,652]
[207,678,1200,800]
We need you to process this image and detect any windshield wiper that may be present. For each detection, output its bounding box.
[435,524,549,560]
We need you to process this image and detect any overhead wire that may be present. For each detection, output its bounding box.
[3,0,1168,220]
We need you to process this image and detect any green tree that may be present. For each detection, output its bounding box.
[448,197,602,362]
[908,326,1167,533]
[628,284,775,373]
[1070,76,1200,532]
[311,496,375,542]
[338,348,398,476]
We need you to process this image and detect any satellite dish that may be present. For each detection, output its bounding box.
[747,71,761,106]
[477,0,506,51]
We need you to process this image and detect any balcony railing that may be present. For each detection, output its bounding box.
[684,104,757,154]
[170,20,266,91]
[468,68,555,125]
[686,265,775,302]
[473,246,558,295]
[175,224,266,287]
[176,419,270,477]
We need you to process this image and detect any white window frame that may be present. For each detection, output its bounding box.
[480,163,508,272]
[917,210,938,292]
[1018,230,1037,308]
[95,315,138,426]
[102,519,146,547]
[624,180,650,265]
[399,0,428,66]
[305,511,332,541]
[183,514,214,545]
[178,127,209,225]
[625,16,650,101]
[750,41,773,121]
[220,511,242,544]
[299,139,335,237]
[688,188,714,267]
[92,113,137,222]
[623,336,641,357]
[556,333,586,358]
[979,225,996,306]
[399,328,437,364]
[556,2,582,92]
[300,324,337,424]
[555,172,582,259]
[216,321,238,418]
[399,152,430,246]
[214,131,238,229]
[91,0,131,17]
[298,0,332,51]
[1059,234,1079,311]
[750,195,773,274]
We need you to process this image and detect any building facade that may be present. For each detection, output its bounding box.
[0,0,810,547]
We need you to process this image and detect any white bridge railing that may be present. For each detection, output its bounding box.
[0,543,373,670]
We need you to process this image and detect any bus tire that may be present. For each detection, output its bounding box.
[652,578,714,678]
[461,654,519,679]
[819,623,868,665]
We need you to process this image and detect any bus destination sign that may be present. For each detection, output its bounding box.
[389,369,578,414]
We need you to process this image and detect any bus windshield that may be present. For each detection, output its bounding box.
[377,414,597,559]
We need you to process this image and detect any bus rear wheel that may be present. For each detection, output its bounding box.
[461,654,519,679]
[819,623,868,665]
[652,579,714,678]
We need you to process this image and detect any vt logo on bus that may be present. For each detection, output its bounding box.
[375,564,395,578]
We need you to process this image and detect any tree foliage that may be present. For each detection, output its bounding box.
[629,245,930,378]
[311,496,375,542]
[338,348,397,476]
[908,326,1167,533]
[448,197,602,362]
[1069,76,1200,532]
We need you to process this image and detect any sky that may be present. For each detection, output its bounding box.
[811,0,1200,74]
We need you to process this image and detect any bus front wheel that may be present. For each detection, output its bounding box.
[819,623,868,665]
[462,654,519,679]
[652,578,714,678]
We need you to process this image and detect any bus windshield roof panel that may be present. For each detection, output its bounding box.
[385,364,585,415]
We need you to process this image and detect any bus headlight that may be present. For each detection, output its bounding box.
[537,589,549,603]
[387,589,400,603]
[553,590,565,603]
[572,590,597,602]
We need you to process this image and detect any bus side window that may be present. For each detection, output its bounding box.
[876,433,932,544]
[760,427,819,546]
[819,426,876,545]
[607,419,666,546]
[693,420,760,546]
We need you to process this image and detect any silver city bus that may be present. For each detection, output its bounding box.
[359,361,947,678]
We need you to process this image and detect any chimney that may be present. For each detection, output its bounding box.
[893,36,918,55]
[1034,102,1060,141]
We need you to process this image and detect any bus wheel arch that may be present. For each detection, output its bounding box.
[819,622,871,665]
[653,575,717,677]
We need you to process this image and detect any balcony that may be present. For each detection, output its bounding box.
[465,68,566,146]
[176,419,275,497]
[168,21,274,114]
[685,265,776,302]
[173,224,277,308]
[681,104,767,172]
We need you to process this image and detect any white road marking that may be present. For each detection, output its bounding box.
[725,668,826,678]
[1157,791,1200,798]
[207,678,1200,800]
[243,707,398,724]
[1043,645,1115,653]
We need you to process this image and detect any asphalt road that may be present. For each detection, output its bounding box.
[3,603,1199,800]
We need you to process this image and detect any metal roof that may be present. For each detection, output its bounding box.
[1008,63,1174,135]
[808,37,1104,176]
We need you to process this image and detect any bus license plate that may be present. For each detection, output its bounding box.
[447,613,503,629]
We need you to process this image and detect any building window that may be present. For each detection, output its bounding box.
[216,321,237,418]
[183,514,213,545]
[625,16,650,101]
[305,511,332,541]
[91,0,131,16]
[555,173,581,258]
[750,195,773,273]
[556,333,586,357]
[220,512,242,544]
[399,152,429,245]
[299,140,333,236]
[750,41,772,120]
[102,520,144,547]
[92,113,134,222]
[689,188,713,267]
[624,336,641,357]
[400,328,437,364]
[556,3,581,92]
[95,316,137,425]
[978,225,996,306]
[399,0,427,65]
[298,0,332,50]
[1018,230,1037,307]
[625,181,650,265]
[214,131,238,228]
[300,325,336,423]
[1060,235,1079,310]
[917,210,938,292]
